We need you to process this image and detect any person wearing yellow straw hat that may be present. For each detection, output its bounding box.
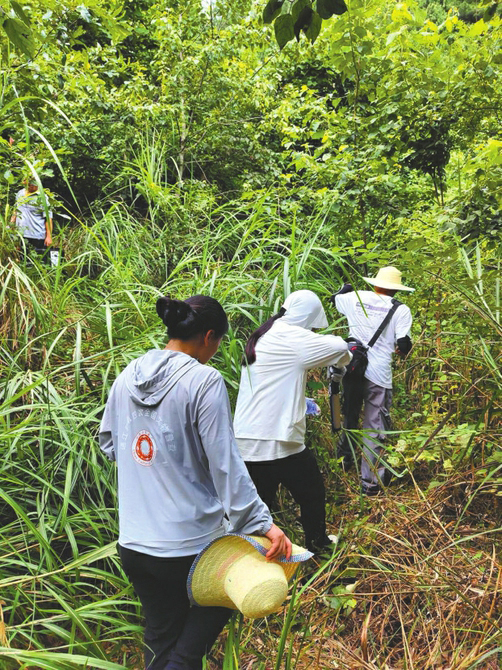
[99,295,296,669]
[331,267,414,495]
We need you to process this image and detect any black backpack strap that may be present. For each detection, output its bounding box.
[367,298,402,348]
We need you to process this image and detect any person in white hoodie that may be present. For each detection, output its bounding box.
[233,290,352,554]
[100,295,291,670]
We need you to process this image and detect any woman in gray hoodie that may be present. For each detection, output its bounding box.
[100,295,291,670]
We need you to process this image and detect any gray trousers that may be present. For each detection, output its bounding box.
[361,381,393,492]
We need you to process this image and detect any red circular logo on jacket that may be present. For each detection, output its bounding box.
[132,431,156,466]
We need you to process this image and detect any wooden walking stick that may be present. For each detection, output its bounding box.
[328,366,342,432]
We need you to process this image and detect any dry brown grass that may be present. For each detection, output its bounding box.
[211,471,501,669]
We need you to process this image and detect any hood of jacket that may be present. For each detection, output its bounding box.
[124,349,199,407]
[281,290,328,330]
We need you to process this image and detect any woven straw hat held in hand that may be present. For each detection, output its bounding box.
[187,534,312,619]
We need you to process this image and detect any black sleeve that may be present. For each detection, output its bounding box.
[396,335,412,355]
[330,283,354,304]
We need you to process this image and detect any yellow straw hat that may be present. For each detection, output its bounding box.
[363,266,415,292]
[187,534,312,619]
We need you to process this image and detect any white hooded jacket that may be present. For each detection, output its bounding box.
[234,291,351,460]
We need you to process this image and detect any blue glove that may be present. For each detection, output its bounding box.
[305,397,321,416]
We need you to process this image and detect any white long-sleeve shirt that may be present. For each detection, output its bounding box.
[234,320,351,461]
[335,290,412,389]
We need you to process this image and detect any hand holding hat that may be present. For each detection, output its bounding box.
[187,534,312,619]
[264,522,292,560]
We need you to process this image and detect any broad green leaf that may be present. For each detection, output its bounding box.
[263,0,284,24]
[386,30,400,45]
[292,0,311,23]
[274,14,295,49]
[316,0,333,19]
[294,6,314,40]
[11,0,30,26]
[305,10,322,43]
[316,0,347,19]
[307,380,324,390]
[2,17,34,57]
[483,3,498,21]
[71,25,86,39]
[78,5,92,22]
[468,19,487,37]
[331,0,348,15]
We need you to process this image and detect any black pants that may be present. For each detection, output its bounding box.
[22,237,49,264]
[119,545,232,670]
[245,447,330,553]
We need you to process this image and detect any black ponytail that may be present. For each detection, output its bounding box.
[156,295,229,341]
[244,307,286,365]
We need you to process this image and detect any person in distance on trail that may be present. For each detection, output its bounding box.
[99,295,291,670]
[331,266,414,496]
[233,290,352,555]
[11,178,53,263]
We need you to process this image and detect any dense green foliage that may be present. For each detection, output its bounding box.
[0,0,501,667]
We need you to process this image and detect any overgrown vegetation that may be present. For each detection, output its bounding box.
[0,0,500,667]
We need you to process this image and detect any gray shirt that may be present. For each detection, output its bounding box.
[99,349,272,557]
[15,189,51,239]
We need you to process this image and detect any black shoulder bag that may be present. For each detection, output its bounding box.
[344,298,402,380]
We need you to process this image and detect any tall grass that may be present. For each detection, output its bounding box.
[0,199,500,668]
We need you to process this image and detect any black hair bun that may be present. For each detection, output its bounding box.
[156,296,196,336]
[156,294,228,342]
[156,296,170,323]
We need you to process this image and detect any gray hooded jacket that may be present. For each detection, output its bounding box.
[99,349,272,557]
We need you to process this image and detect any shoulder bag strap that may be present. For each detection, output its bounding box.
[367,298,402,348]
